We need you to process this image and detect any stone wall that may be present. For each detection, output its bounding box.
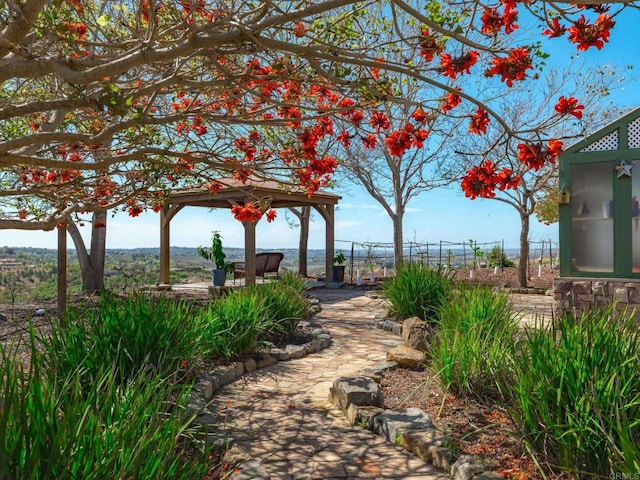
[554,277,640,319]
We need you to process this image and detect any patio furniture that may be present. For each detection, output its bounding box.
[234,252,284,281]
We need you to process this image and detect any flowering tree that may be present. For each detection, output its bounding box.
[0,0,635,290]
[335,80,462,268]
[456,68,626,286]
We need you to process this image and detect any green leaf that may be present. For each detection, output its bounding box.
[97,15,110,26]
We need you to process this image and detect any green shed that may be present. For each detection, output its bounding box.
[556,107,640,316]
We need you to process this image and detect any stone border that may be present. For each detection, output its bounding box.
[368,317,504,479]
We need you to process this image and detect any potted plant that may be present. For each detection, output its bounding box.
[197,231,231,287]
[332,250,347,282]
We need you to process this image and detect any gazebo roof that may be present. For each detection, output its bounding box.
[165,177,341,209]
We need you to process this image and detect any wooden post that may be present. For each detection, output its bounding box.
[57,225,67,326]
[160,206,170,285]
[244,220,257,286]
[325,204,335,282]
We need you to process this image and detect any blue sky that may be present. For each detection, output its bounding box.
[4,9,640,252]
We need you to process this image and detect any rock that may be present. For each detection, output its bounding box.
[451,455,487,480]
[255,354,277,369]
[386,344,425,368]
[244,357,257,372]
[329,376,384,409]
[269,348,290,361]
[346,404,384,429]
[398,429,452,462]
[0,313,7,322]
[372,407,433,443]
[33,308,46,316]
[285,344,306,359]
[401,316,432,352]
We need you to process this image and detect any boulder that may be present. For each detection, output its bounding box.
[386,344,425,368]
[329,376,384,409]
[401,316,433,352]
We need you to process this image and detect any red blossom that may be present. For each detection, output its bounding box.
[441,89,462,114]
[370,111,390,132]
[418,28,443,62]
[127,204,144,217]
[363,134,377,149]
[496,167,521,191]
[412,129,429,148]
[231,204,263,222]
[385,128,411,157]
[481,8,504,35]
[411,108,428,124]
[440,51,479,79]
[468,108,490,135]
[337,130,352,147]
[503,5,519,34]
[568,14,615,51]
[266,209,277,223]
[517,140,563,171]
[60,21,87,39]
[554,96,584,119]
[461,160,498,199]
[350,111,365,127]
[18,209,27,220]
[486,47,532,87]
[293,22,308,37]
[207,181,223,192]
[543,18,566,38]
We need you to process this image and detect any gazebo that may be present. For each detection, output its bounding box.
[158,178,341,286]
[556,107,640,317]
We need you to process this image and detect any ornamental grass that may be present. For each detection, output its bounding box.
[382,262,452,323]
[503,307,640,476]
[0,335,215,480]
[432,284,519,400]
[44,293,206,386]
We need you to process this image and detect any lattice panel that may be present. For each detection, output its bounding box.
[629,117,640,149]
[580,129,619,152]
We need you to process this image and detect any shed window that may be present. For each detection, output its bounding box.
[570,162,613,272]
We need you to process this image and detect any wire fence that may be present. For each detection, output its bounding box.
[333,238,558,282]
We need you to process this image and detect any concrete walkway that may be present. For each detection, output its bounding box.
[208,288,555,479]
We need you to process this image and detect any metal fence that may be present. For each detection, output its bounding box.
[333,238,558,282]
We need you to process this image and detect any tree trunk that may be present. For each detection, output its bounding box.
[518,213,530,288]
[67,211,107,293]
[392,211,403,269]
[298,206,310,277]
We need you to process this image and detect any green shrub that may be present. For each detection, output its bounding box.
[382,262,452,322]
[432,285,518,399]
[504,307,640,476]
[258,282,309,340]
[201,288,266,359]
[0,339,215,480]
[487,245,515,267]
[276,272,308,296]
[45,293,205,384]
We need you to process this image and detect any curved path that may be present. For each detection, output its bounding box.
[209,289,447,480]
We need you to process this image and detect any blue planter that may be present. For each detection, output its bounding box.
[212,268,226,287]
